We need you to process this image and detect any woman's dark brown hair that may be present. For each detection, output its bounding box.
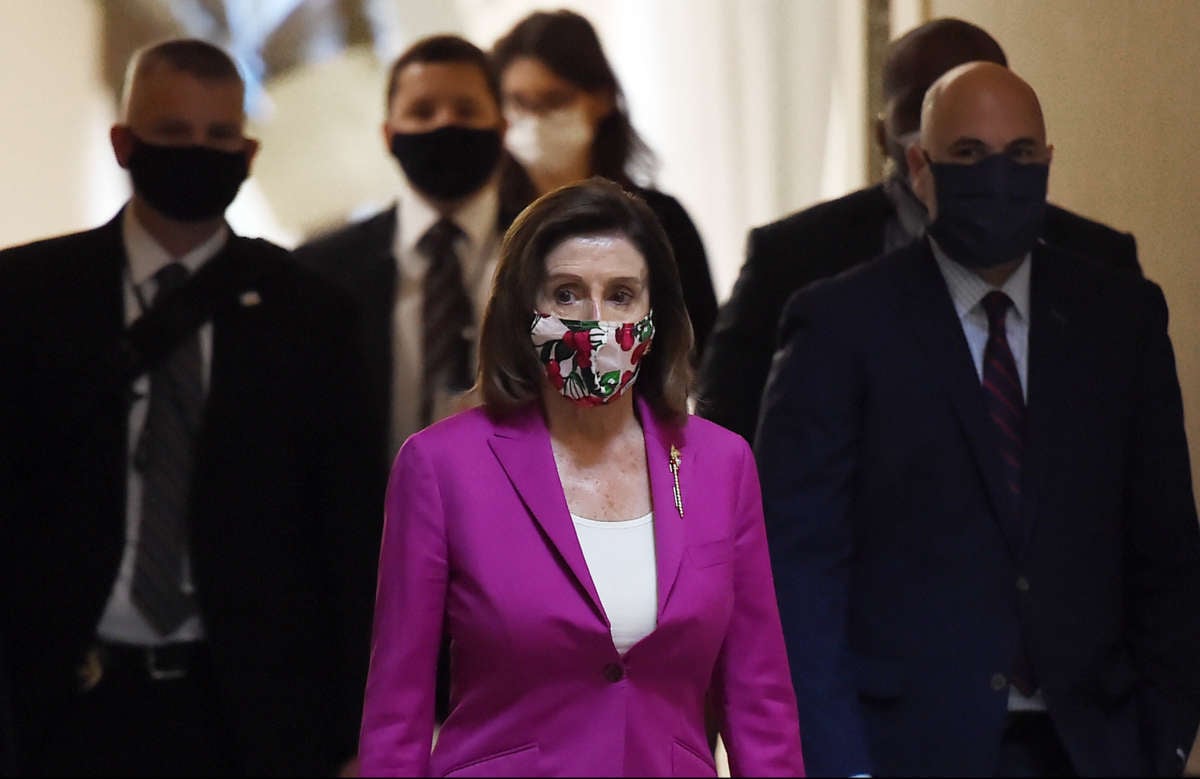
[491,9,656,188]
[478,177,692,422]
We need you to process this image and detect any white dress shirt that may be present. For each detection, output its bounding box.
[95,207,227,645]
[571,512,658,655]
[389,178,501,452]
[932,240,1045,712]
[931,240,1031,400]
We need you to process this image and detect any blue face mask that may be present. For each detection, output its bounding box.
[925,152,1049,269]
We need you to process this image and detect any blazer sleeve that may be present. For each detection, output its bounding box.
[695,226,779,445]
[710,439,806,777]
[753,289,873,777]
[358,437,450,777]
[1123,282,1200,774]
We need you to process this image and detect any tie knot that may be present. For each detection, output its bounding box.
[419,219,463,257]
[154,262,190,299]
[982,290,1012,330]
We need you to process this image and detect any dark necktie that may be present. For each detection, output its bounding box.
[419,218,473,426]
[130,262,202,636]
[981,290,1036,695]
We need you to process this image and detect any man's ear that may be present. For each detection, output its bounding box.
[906,143,936,216]
[906,143,928,189]
[110,124,135,168]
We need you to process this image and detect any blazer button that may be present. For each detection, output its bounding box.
[1016,575,1031,593]
[602,662,625,683]
[990,673,1008,692]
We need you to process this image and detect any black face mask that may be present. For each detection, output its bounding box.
[127,135,249,222]
[390,126,502,202]
[925,153,1049,269]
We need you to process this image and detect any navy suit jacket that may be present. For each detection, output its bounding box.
[756,239,1200,776]
[698,183,1140,446]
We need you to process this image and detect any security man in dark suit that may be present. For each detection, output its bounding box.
[758,60,1200,777]
[697,18,1141,446]
[0,38,378,775]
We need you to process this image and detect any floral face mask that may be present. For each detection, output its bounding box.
[530,310,655,406]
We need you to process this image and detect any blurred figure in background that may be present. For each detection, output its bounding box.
[293,34,525,729]
[295,34,526,470]
[492,9,719,363]
[697,17,1141,446]
[0,38,376,775]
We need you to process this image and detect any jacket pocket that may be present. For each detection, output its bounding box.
[672,739,717,776]
[688,538,732,569]
[442,743,539,777]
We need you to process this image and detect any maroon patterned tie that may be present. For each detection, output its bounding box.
[981,290,1036,696]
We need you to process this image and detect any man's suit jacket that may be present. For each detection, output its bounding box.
[697,182,1142,445]
[755,238,1200,776]
[0,212,380,774]
[358,396,805,777]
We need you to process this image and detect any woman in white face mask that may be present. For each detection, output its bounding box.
[491,9,719,363]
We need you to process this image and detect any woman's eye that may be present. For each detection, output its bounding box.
[554,288,576,304]
[610,289,632,304]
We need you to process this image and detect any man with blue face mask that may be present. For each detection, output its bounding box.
[697,18,1141,448]
[757,61,1200,777]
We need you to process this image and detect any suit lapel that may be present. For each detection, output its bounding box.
[488,405,608,624]
[637,397,688,620]
[900,243,1018,556]
[1022,246,1076,552]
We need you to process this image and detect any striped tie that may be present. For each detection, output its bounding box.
[419,219,473,426]
[981,291,1025,515]
[981,290,1036,695]
[130,262,202,636]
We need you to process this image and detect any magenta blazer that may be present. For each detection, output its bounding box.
[358,395,805,777]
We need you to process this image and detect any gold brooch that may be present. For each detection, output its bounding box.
[669,444,683,518]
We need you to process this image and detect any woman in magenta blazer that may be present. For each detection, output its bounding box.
[358,178,804,777]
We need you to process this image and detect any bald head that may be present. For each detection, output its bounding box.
[877,18,1007,176]
[919,62,1047,158]
[907,61,1052,219]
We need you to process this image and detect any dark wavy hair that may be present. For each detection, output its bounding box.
[491,9,657,188]
[477,178,692,422]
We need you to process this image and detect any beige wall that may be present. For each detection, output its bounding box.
[929,0,1200,506]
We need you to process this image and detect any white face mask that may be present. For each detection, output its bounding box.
[504,104,595,175]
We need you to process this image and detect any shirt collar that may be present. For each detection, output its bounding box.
[395,175,499,260]
[122,205,229,288]
[930,237,1032,323]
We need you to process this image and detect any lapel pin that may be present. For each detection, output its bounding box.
[669,444,683,519]
[239,290,262,307]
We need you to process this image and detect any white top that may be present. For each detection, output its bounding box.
[389,176,501,453]
[96,206,227,645]
[571,511,658,655]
